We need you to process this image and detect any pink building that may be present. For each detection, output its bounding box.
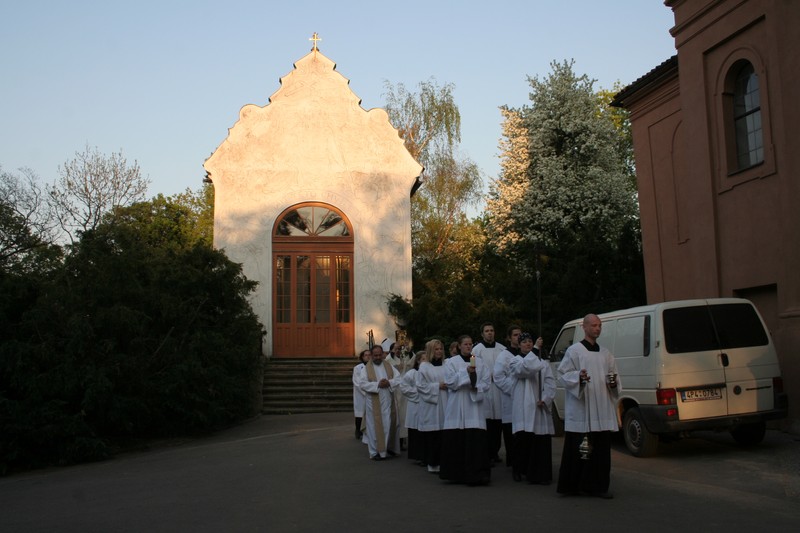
[612,0,799,427]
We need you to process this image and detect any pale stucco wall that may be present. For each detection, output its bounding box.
[204,50,421,357]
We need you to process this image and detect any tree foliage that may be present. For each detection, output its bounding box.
[0,194,261,474]
[0,166,59,272]
[383,79,483,270]
[167,182,214,246]
[48,144,150,243]
[486,60,645,331]
[383,79,488,344]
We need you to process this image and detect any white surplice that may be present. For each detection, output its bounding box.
[443,355,491,430]
[557,342,621,433]
[509,351,556,434]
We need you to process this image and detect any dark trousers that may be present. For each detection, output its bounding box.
[502,422,514,466]
[421,429,442,467]
[557,431,612,495]
[407,428,422,462]
[486,418,503,460]
[439,428,491,485]
[513,431,553,483]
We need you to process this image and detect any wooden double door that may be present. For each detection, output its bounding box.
[272,250,354,356]
[272,203,355,357]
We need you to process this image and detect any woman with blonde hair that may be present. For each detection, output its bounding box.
[416,339,448,473]
[439,335,492,485]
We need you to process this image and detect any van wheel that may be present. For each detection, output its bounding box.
[623,407,659,457]
[730,422,766,446]
[551,407,565,437]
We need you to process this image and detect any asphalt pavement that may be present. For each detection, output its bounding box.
[1,412,799,532]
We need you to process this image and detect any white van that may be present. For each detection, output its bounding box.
[547,298,788,457]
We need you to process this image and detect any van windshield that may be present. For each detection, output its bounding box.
[663,303,768,353]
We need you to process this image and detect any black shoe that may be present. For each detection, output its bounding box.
[370,454,384,461]
[595,491,614,499]
[512,472,523,482]
[387,450,399,457]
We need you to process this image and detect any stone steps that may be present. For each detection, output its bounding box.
[262,357,357,415]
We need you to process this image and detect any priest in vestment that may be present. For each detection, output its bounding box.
[357,344,401,460]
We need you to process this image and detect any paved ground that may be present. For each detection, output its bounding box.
[1,412,799,532]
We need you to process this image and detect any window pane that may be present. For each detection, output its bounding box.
[282,209,309,236]
[615,316,650,358]
[550,326,576,363]
[709,303,768,349]
[315,256,331,323]
[276,255,292,323]
[336,256,351,323]
[733,63,763,169]
[296,256,311,323]
[276,204,351,237]
[664,306,718,353]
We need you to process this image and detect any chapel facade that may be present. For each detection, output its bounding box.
[204,40,422,358]
[612,0,800,426]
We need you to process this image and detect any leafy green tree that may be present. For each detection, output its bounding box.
[487,60,645,335]
[0,196,262,473]
[168,182,214,246]
[48,144,150,243]
[382,79,490,343]
[383,79,483,270]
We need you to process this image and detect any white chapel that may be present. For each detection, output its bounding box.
[204,37,422,358]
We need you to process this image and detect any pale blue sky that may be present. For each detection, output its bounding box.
[0,0,676,203]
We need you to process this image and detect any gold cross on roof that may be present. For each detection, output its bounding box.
[309,32,321,51]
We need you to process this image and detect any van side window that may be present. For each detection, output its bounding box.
[599,319,617,353]
[709,303,768,348]
[549,326,576,363]
[615,316,650,358]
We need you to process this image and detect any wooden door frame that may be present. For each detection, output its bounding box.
[271,203,354,358]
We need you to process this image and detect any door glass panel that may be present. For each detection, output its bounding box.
[315,256,331,323]
[276,255,291,323]
[336,255,351,323]
[296,255,311,323]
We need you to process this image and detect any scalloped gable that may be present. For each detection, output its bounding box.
[204,50,422,185]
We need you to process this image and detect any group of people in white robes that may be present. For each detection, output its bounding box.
[351,313,619,496]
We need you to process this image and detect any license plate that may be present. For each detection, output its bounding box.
[681,388,722,402]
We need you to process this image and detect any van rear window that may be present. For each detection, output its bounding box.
[663,303,768,353]
[709,303,769,348]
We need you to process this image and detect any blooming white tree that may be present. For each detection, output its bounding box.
[487,60,638,271]
[486,60,644,320]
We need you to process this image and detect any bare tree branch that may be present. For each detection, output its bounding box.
[48,144,150,243]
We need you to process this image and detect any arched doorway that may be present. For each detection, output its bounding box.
[272,203,354,357]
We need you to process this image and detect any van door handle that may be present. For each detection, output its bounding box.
[720,353,729,367]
